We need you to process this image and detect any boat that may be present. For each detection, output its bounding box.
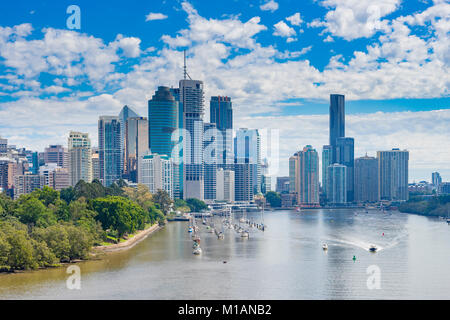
[369,245,377,252]
[193,247,202,255]
[202,219,207,225]
[322,243,328,250]
[188,226,193,233]
[217,232,224,240]
[193,242,199,248]
[208,227,215,233]
[241,230,249,238]
[447,219,450,225]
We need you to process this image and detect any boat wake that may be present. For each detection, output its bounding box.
[324,237,384,252]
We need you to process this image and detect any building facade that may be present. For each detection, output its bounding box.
[335,137,355,202]
[139,154,173,198]
[354,155,378,203]
[68,131,92,186]
[14,174,45,199]
[327,163,347,204]
[378,149,409,201]
[44,145,68,168]
[180,79,205,200]
[322,145,332,198]
[125,117,149,183]
[329,94,345,163]
[276,176,290,194]
[210,96,233,168]
[216,168,235,202]
[98,116,121,186]
[294,145,320,207]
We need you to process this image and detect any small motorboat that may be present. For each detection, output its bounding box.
[241,230,249,238]
[188,226,193,233]
[202,219,207,225]
[447,219,450,225]
[369,245,377,252]
[193,247,202,255]
[322,243,328,250]
[217,232,224,240]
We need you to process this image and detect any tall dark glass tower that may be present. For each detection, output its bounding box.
[98,116,121,187]
[329,94,345,163]
[335,137,354,202]
[148,86,180,198]
[210,96,233,168]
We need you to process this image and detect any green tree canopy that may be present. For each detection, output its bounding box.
[265,191,281,208]
[186,198,208,212]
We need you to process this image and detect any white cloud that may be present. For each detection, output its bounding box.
[145,12,168,21]
[260,0,279,12]
[286,13,303,26]
[273,21,296,40]
[311,0,401,40]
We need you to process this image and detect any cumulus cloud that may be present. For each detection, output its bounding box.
[0,1,449,180]
[286,13,303,26]
[273,21,296,41]
[260,0,279,12]
[310,0,401,40]
[145,12,168,21]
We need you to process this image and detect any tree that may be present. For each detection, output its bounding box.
[153,190,173,215]
[60,186,76,204]
[265,191,281,208]
[91,196,146,239]
[15,195,56,227]
[32,186,60,207]
[186,198,208,212]
[32,225,71,262]
[174,199,191,213]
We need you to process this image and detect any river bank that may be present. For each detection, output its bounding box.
[93,223,163,253]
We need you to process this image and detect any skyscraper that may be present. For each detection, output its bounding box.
[210,96,233,168]
[180,79,205,200]
[327,163,347,204]
[322,145,333,198]
[276,176,290,194]
[289,153,299,198]
[203,122,217,200]
[335,137,354,202]
[0,136,7,153]
[44,145,68,168]
[119,105,139,176]
[98,116,121,186]
[354,155,378,203]
[294,145,320,207]
[216,168,235,202]
[91,148,100,181]
[378,149,409,201]
[329,94,345,163]
[234,128,261,201]
[68,131,92,186]
[432,172,442,188]
[148,86,180,197]
[139,153,173,198]
[125,117,149,183]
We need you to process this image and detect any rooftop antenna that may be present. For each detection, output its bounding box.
[183,49,192,80]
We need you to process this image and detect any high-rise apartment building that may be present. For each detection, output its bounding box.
[295,145,320,207]
[378,149,409,201]
[327,163,347,204]
[0,137,7,153]
[180,79,205,200]
[44,145,68,168]
[354,155,378,203]
[68,131,92,186]
[234,128,261,201]
[119,105,139,176]
[124,117,149,183]
[322,145,333,198]
[98,116,121,186]
[139,153,173,198]
[210,96,233,168]
[335,137,355,202]
[276,176,290,194]
[432,172,442,188]
[14,174,45,199]
[216,168,235,202]
[91,148,100,181]
[203,122,217,200]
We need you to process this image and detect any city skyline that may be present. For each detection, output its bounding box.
[0,0,449,182]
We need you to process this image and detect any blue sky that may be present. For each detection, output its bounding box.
[0,0,449,181]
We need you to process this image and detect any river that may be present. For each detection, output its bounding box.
[1,209,449,299]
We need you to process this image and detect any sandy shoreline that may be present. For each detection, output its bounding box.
[93,224,162,253]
